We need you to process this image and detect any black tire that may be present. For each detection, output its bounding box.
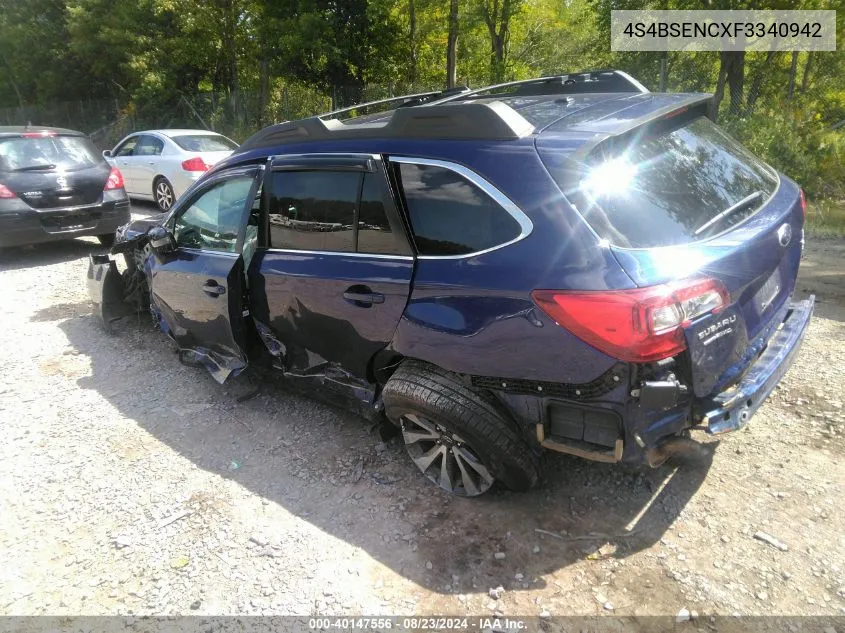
[153,177,175,212]
[97,233,115,247]
[382,359,539,496]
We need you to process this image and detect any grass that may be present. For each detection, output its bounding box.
[806,199,845,238]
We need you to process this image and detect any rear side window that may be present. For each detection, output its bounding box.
[172,135,238,152]
[395,162,522,256]
[540,116,778,248]
[0,135,101,172]
[136,135,164,156]
[267,170,404,255]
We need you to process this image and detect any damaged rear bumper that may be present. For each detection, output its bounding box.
[701,295,815,434]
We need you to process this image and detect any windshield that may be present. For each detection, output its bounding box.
[0,135,101,172]
[540,116,779,248]
[171,134,238,152]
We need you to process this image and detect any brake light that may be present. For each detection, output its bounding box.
[22,130,56,138]
[104,167,125,190]
[0,184,17,199]
[181,157,210,172]
[531,278,730,363]
[799,188,807,220]
[664,105,689,119]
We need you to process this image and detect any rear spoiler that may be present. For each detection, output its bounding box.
[574,94,715,162]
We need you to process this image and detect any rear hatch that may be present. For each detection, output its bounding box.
[537,104,805,397]
[0,132,110,209]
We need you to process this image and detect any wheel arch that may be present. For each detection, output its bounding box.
[374,351,535,446]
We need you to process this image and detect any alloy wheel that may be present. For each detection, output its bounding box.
[156,181,174,211]
[401,413,494,496]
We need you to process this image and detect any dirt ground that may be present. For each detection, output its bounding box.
[0,206,843,626]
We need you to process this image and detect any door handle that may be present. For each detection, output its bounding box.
[147,161,155,165]
[202,280,226,297]
[343,286,385,306]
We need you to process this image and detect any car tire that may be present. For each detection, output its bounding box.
[97,234,115,247]
[382,359,539,496]
[153,177,175,212]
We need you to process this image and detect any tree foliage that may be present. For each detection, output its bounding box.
[0,0,841,195]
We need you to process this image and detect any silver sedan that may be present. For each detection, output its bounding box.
[104,129,237,211]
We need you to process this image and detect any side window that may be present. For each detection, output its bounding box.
[173,175,255,252]
[396,162,522,256]
[267,171,359,253]
[114,137,138,157]
[136,135,164,156]
[357,172,398,254]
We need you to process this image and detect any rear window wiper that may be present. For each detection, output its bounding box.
[12,163,57,172]
[694,190,765,237]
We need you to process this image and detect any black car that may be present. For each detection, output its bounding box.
[0,127,130,248]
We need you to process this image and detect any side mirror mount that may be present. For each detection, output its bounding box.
[102,149,112,158]
[147,225,176,256]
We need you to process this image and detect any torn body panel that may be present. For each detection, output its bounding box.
[87,215,251,384]
[700,295,814,434]
[87,255,139,332]
[87,214,161,332]
[146,248,250,384]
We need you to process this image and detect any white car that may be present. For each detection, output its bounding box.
[104,129,238,211]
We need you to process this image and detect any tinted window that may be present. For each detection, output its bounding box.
[114,137,138,157]
[135,135,164,156]
[268,171,358,253]
[540,116,779,248]
[173,176,254,252]
[172,134,238,152]
[396,163,522,256]
[357,172,398,254]
[0,135,101,172]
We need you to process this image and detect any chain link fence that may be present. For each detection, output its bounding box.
[0,81,445,151]
[1,68,839,199]
[0,68,789,150]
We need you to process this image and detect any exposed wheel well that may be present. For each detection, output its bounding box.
[375,354,532,444]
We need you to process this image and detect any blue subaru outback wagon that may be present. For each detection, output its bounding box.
[88,71,814,496]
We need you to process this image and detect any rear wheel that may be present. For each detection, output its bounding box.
[153,177,175,212]
[382,360,539,496]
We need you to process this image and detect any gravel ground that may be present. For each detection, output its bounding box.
[0,207,843,623]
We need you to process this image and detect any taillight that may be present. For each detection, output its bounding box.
[22,130,55,138]
[104,167,125,190]
[799,188,807,220]
[181,157,210,172]
[0,184,17,199]
[531,278,730,363]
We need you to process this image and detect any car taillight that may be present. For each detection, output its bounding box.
[104,167,125,190]
[22,130,55,138]
[531,278,730,363]
[181,157,210,172]
[0,184,17,199]
[799,188,807,220]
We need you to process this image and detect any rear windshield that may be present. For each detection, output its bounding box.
[0,135,101,172]
[540,116,779,248]
[171,135,237,152]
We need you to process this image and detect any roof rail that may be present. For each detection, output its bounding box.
[318,91,442,120]
[431,69,648,104]
[235,100,535,153]
[233,71,647,153]
[318,86,471,120]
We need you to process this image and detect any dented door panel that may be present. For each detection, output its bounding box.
[148,250,250,383]
[248,249,414,381]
